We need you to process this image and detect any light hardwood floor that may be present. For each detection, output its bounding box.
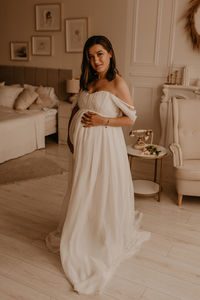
[0,136,200,300]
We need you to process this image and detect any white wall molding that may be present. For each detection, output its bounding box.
[154,0,163,66]
[130,0,164,67]
[167,0,177,67]
[131,0,139,65]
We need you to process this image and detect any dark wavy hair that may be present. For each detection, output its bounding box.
[80,35,119,90]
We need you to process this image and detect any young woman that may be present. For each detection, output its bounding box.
[46,35,150,295]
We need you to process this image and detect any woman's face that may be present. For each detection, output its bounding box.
[88,44,112,77]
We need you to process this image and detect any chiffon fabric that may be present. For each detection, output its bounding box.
[46,90,150,295]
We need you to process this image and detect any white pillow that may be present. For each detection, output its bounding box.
[0,82,5,86]
[14,89,38,111]
[0,86,23,108]
[49,87,59,107]
[24,84,59,107]
[29,103,43,110]
[23,84,37,91]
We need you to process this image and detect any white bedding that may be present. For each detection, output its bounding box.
[43,108,57,136]
[0,106,45,163]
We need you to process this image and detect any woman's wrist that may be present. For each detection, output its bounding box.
[105,118,110,128]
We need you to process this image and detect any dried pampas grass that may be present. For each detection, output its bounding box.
[184,0,200,50]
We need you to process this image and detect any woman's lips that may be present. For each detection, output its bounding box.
[95,64,103,69]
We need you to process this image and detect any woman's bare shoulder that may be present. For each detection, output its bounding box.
[113,75,133,105]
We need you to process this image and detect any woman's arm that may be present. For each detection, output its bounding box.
[81,112,134,127]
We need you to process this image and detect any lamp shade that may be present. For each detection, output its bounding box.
[66,79,80,93]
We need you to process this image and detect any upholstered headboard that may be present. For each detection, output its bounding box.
[0,65,72,100]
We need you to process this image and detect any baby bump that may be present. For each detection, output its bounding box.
[69,109,98,146]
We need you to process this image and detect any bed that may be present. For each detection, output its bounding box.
[0,65,72,163]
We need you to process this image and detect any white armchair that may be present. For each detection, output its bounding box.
[170,97,200,205]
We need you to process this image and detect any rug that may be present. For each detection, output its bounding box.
[0,156,66,185]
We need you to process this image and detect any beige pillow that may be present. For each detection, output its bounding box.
[29,103,43,110]
[36,86,54,108]
[24,84,59,107]
[14,89,38,111]
[0,85,23,108]
[0,81,5,86]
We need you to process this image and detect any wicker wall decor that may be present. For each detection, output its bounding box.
[185,0,200,50]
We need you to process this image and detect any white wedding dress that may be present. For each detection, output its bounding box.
[46,90,150,295]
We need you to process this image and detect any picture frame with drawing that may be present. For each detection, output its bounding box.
[65,18,88,53]
[35,3,61,31]
[10,41,29,61]
[32,36,52,56]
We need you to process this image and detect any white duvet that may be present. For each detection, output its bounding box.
[0,106,45,163]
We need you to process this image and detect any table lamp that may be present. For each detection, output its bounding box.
[66,79,80,103]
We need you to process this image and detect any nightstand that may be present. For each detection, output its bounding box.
[127,144,168,201]
[58,101,72,144]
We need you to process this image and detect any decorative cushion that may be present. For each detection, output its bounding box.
[0,85,23,108]
[29,103,43,110]
[14,89,38,110]
[24,84,59,107]
[23,84,37,91]
[0,82,5,86]
[36,95,54,108]
[35,86,54,108]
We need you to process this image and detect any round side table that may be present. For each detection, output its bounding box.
[127,144,168,201]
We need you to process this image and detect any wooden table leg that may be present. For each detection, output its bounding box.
[157,158,164,202]
[154,159,157,182]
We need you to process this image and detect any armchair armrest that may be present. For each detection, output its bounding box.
[169,143,183,167]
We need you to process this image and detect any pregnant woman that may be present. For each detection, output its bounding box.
[46,35,150,295]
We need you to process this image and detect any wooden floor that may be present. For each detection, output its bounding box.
[0,137,200,300]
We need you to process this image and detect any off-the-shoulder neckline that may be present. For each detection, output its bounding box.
[82,90,134,108]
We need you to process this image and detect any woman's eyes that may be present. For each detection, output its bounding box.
[89,52,103,59]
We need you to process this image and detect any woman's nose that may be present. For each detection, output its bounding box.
[94,55,99,64]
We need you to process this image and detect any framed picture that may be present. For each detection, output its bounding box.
[32,36,52,56]
[10,41,29,61]
[65,18,88,53]
[35,3,61,31]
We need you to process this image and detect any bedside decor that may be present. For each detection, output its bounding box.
[65,18,88,53]
[185,0,200,50]
[66,78,80,103]
[129,129,153,150]
[141,145,161,156]
[10,41,29,61]
[32,36,52,56]
[35,3,61,31]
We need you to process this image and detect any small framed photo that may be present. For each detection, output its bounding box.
[32,36,52,56]
[35,3,61,31]
[65,18,88,53]
[10,41,29,61]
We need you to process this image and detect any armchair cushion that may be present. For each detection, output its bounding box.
[173,98,200,160]
[175,160,200,180]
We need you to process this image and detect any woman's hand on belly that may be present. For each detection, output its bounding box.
[81,111,134,128]
[81,111,107,127]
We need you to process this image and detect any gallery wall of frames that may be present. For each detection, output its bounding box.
[1,0,128,78]
[10,3,88,61]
